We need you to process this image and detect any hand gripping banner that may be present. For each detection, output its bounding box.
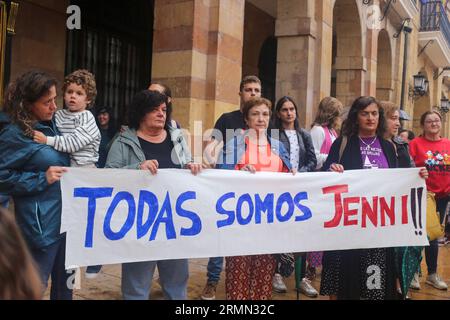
[61,168,428,268]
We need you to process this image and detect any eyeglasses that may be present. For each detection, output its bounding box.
[424,120,441,125]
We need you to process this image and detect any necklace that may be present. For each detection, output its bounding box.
[359,136,377,149]
[138,129,166,143]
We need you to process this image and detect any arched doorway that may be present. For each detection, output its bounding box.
[376,30,393,101]
[331,0,363,107]
[242,1,276,103]
[258,36,277,105]
[66,0,154,126]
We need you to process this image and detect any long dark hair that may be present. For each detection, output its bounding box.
[341,96,386,137]
[3,70,57,137]
[0,208,42,299]
[271,96,300,130]
[128,90,171,130]
[95,106,117,139]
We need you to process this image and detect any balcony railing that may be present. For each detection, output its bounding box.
[420,0,450,48]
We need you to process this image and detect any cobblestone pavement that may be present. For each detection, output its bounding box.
[45,245,450,300]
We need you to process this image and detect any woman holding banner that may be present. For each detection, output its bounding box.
[409,111,449,291]
[105,90,202,300]
[381,101,426,298]
[319,96,427,300]
[270,96,318,297]
[0,70,72,300]
[219,97,294,300]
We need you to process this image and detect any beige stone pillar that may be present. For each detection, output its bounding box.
[312,0,334,113]
[333,0,365,107]
[152,0,244,132]
[275,0,317,128]
[365,28,378,97]
[11,0,68,84]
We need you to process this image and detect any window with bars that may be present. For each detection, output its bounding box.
[65,0,153,126]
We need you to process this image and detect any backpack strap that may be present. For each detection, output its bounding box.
[338,136,348,164]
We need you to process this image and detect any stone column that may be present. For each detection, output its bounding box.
[312,0,334,113]
[275,0,317,127]
[152,0,244,132]
[333,0,365,107]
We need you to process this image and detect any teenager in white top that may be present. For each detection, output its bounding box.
[33,69,100,168]
[310,97,343,169]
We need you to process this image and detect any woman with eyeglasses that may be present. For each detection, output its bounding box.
[380,101,427,299]
[409,111,450,291]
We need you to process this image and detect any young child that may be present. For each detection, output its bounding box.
[33,69,101,168]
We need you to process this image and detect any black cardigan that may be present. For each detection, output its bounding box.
[322,135,398,171]
[279,128,317,172]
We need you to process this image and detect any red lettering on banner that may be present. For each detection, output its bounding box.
[343,197,360,226]
[380,197,395,226]
[361,197,378,228]
[322,185,410,229]
[323,185,349,228]
[401,195,408,225]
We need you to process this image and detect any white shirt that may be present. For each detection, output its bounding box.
[285,130,300,170]
[310,125,337,169]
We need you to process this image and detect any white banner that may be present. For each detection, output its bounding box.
[61,168,428,268]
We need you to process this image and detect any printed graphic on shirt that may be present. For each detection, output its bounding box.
[424,150,450,172]
[359,138,389,169]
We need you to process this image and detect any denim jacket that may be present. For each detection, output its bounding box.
[217,131,292,171]
[0,112,70,249]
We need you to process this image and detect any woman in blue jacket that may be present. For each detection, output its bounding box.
[218,97,294,300]
[0,71,72,300]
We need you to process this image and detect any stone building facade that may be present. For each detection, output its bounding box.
[1,0,449,138]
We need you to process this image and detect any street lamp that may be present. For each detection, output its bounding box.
[439,97,449,114]
[409,73,429,99]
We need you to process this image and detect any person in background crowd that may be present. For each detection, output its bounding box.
[0,207,43,300]
[83,106,118,279]
[201,75,262,300]
[0,70,72,300]
[310,97,343,170]
[307,97,343,286]
[105,90,202,300]
[95,106,117,169]
[409,111,449,291]
[270,96,318,297]
[219,97,294,300]
[399,129,415,144]
[380,101,426,299]
[381,102,415,168]
[319,96,427,300]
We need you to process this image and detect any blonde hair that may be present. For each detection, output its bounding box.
[312,97,343,130]
[379,101,398,119]
[379,101,400,139]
